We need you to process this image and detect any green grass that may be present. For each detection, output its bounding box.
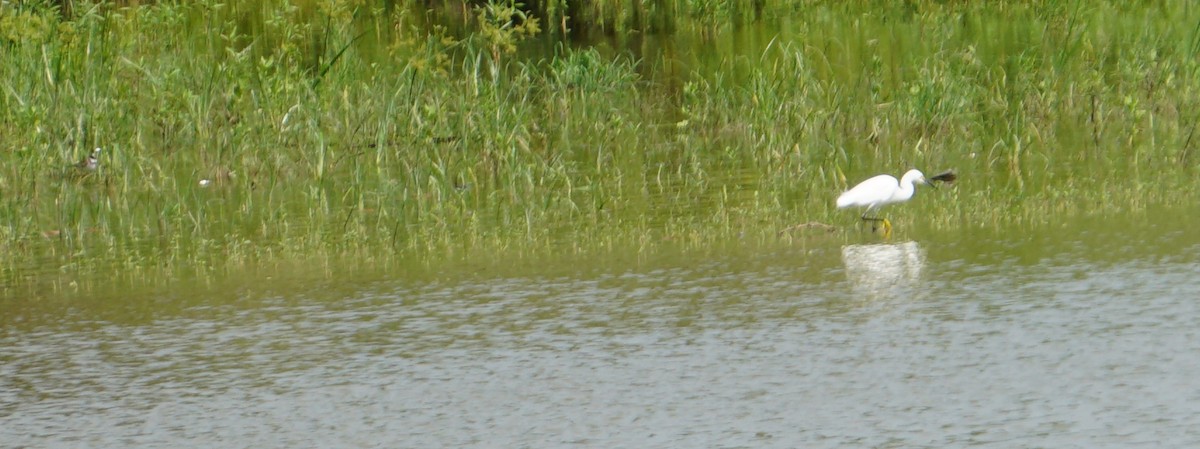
[2,0,1199,296]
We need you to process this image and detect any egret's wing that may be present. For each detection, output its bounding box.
[837,175,899,208]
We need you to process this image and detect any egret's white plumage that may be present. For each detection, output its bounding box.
[837,169,930,218]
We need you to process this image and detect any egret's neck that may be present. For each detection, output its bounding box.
[897,177,919,199]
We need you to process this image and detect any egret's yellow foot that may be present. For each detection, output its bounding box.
[880,219,893,239]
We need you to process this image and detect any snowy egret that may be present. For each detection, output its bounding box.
[836,169,933,235]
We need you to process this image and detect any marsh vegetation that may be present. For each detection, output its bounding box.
[3,0,1199,295]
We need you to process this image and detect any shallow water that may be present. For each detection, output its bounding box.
[4,212,1200,448]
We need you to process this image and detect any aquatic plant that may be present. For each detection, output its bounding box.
[2,0,1198,296]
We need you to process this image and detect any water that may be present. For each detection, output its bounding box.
[3,213,1200,448]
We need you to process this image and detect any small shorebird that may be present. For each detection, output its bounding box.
[77,147,102,171]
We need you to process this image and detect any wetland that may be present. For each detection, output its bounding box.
[3,1,1200,446]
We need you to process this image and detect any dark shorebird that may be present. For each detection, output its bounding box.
[75,147,102,171]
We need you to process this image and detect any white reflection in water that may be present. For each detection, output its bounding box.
[841,241,925,299]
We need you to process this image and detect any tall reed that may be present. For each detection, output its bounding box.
[2,0,1198,294]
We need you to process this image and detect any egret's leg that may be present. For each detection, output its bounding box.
[860,212,886,232]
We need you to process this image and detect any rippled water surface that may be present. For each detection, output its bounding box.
[4,215,1200,448]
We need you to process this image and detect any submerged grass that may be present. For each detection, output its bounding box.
[2,0,1199,295]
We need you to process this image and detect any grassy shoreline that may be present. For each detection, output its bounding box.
[2,0,1199,295]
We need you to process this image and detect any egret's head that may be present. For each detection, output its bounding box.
[902,169,931,188]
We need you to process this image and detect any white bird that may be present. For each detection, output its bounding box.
[836,169,933,233]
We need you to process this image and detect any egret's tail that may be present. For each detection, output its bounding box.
[835,193,853,209]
